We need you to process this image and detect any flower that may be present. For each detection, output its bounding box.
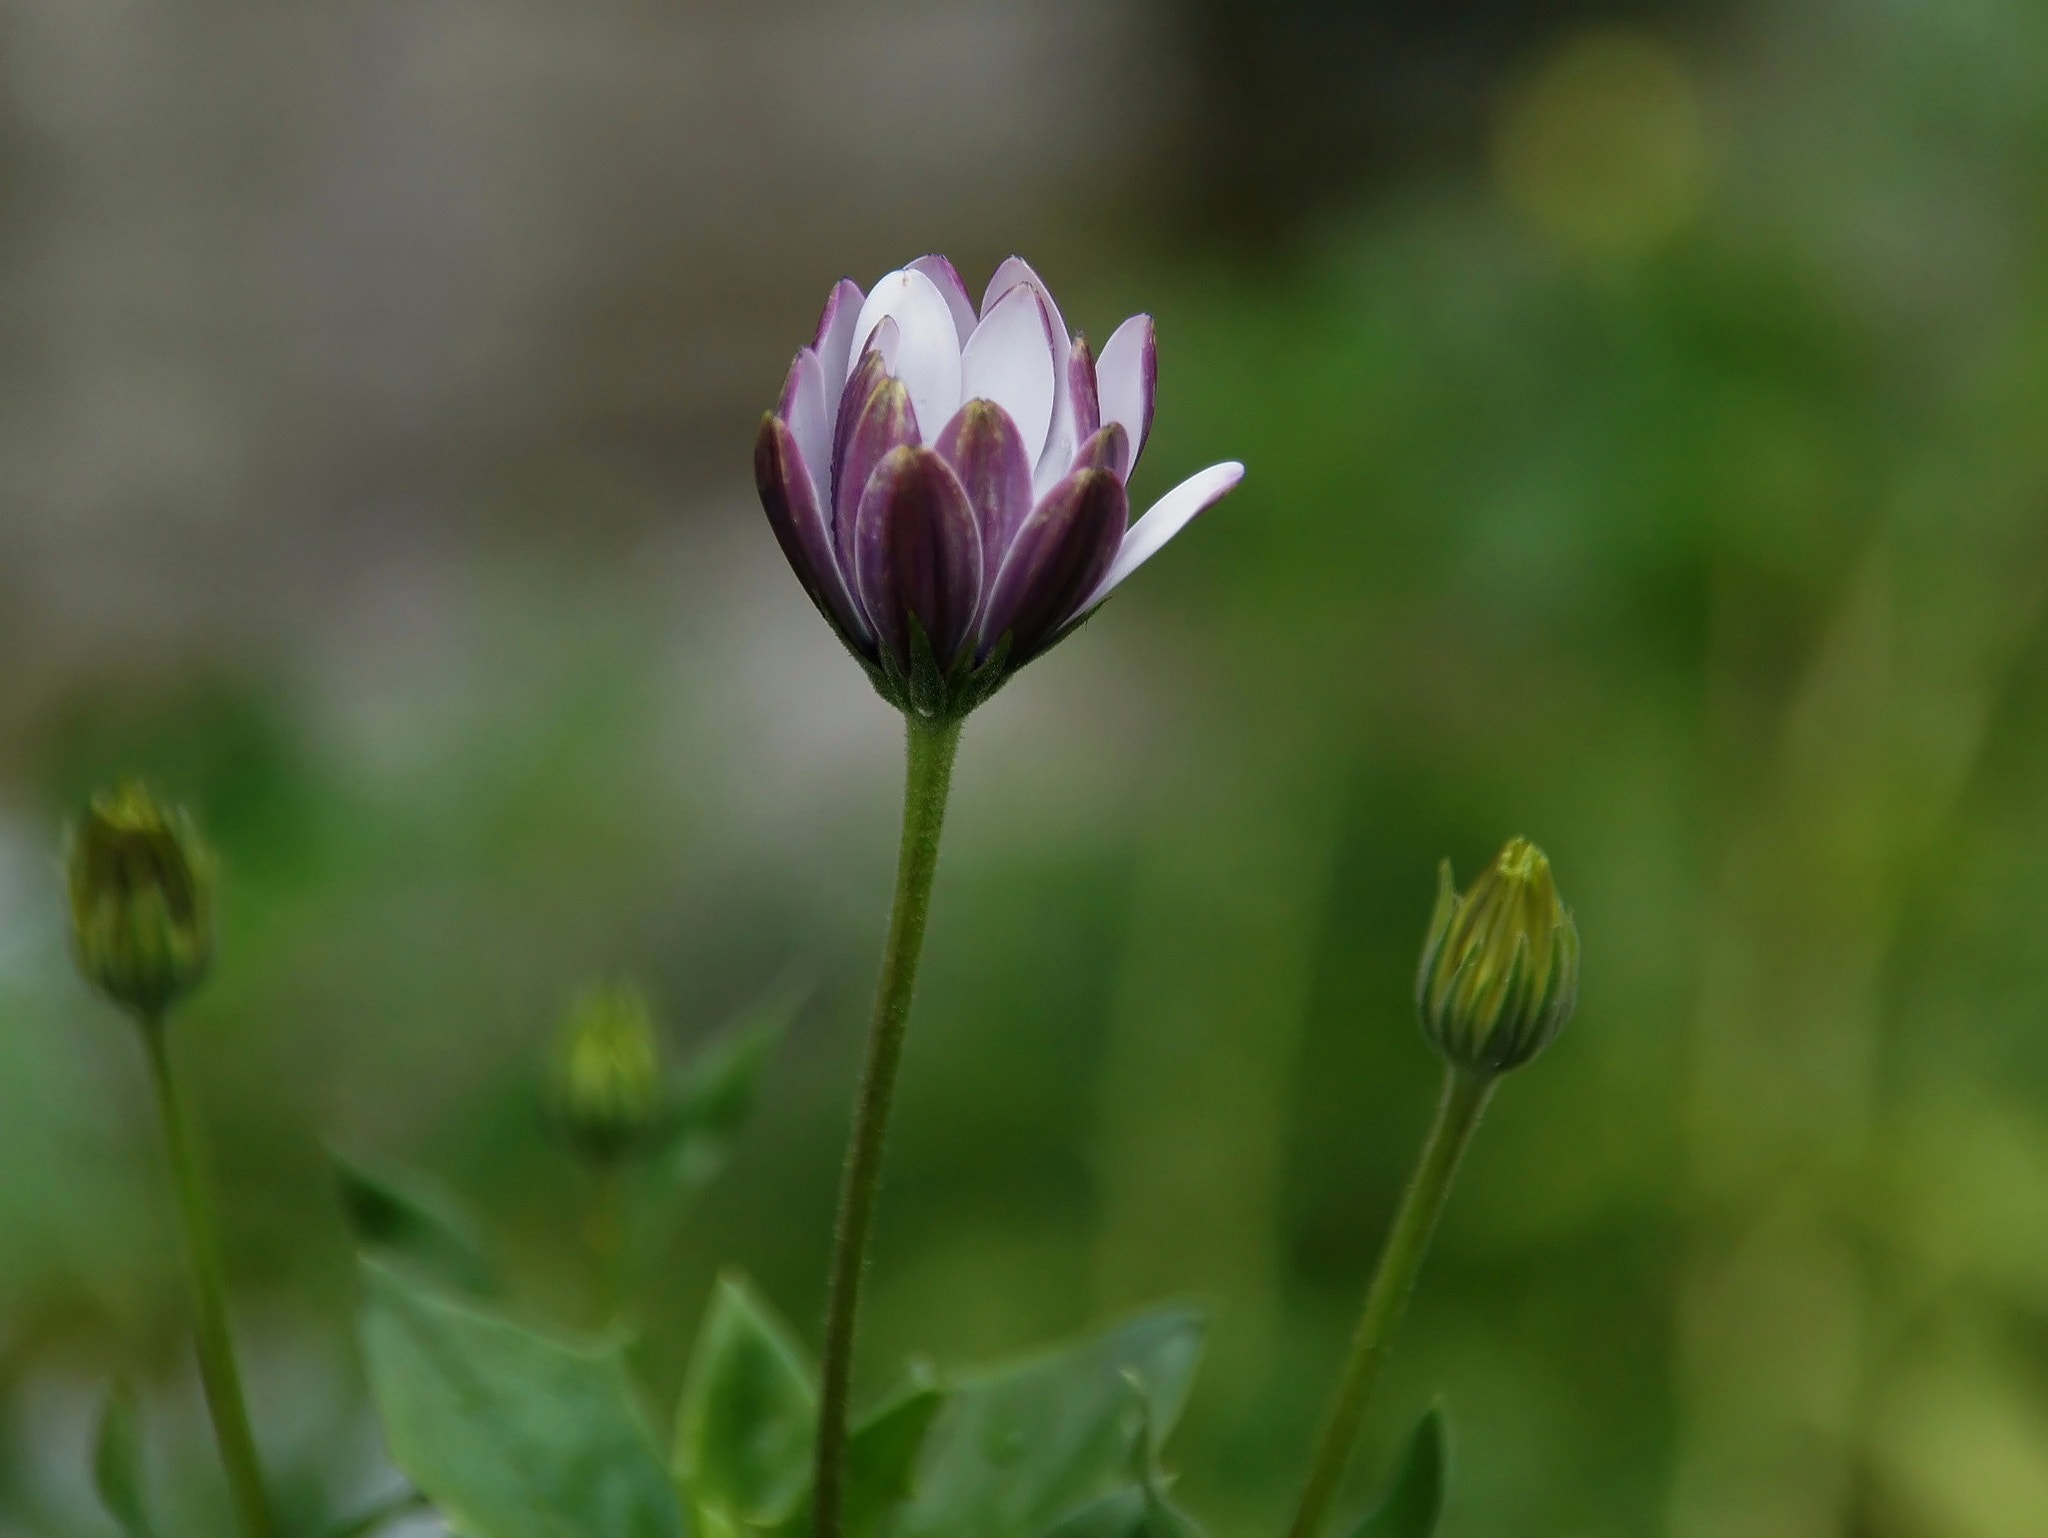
[1416,838,1580,1074]
[67,781,216,1022]
[756,255,1245,716]
[553,981,665,1163]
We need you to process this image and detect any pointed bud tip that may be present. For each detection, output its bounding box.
[1416,836,1578,1076]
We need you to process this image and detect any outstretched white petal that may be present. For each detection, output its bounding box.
[962,283,1057,463]
[1085,462,1244,609]
[849,268,963,439]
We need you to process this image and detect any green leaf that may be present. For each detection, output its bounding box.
[332,1148,494,1296]
[664,990,798,1195]
[317,1490,430,1538]
[92,1381,153,1538]
[1039,1486,1205,1538]
[360,1260,687,1538]
[675,1274,816,1525]
[891,1306,1207,1538]
[1352,1407,1448,1538]
[771,1380,949,1538]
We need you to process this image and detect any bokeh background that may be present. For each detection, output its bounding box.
[4,0,2048,1533]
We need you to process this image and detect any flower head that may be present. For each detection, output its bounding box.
[1417,838,1579,1075]
[756,256,1244,716]
[67,781,216,1022]
[553,981,665,1163]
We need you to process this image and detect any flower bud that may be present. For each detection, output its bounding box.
[552,982,664,1163]
[66,782,216,1022]
[1417,837,1579,1075]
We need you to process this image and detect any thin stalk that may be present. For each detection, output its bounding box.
[140,1017,276,1538]
[1285,1065,1496,1538]
[589,1159,629,1330]
[811,712,964,1538]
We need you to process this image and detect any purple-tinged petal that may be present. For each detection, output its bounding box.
[831,338,889,517]
[908,255,978,343]
[853,445,983,672]
[778,347,832,493]
[1071,422,1130,479]
[1030,334,1095,500]
[935,399,1034,586]
[832,365,919,573]
[979,467,1127,662]
[814,278,866,387]
[1085,461,1244,610]
[1068,336,1101,445]
[961,283,1057,464]
[756,414,869,647]
[848,268,962,439]
[1097,314,1156,473]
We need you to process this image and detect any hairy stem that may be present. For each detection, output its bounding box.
[812,712,963,1538]
[140,1018,276,1538]
[1285,1065,1495,1538]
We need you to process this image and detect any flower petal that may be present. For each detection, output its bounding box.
[935,399,1034,586]
[961,282,1057,466]
[1085,461,1244,609]
[832,362,919,572]
[908,254,978,343]
[778,347,832,493]
[853,445,983,672]
[979,467,1127,662]
[1031,334,1096,498]
[980,257,1068,339]
[1067,337,1102,447]
[1097,314,1156,474]
[849,268,962,439]
[813,278,865,390]
[1071,422,1129,479]
[756,414,869,646]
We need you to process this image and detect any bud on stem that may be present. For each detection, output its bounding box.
[67,782,216,1023]
[552,981,665,1165]
[1417,837,1579,1075]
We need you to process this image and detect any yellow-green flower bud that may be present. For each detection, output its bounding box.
[553,982,665,1162]
[1417,837,1579,1075]
[66,782,216,1022]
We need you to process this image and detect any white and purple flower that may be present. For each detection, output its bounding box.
[755,255,1244,715]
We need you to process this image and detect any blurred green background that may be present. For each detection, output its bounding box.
[3,0,2047,1533]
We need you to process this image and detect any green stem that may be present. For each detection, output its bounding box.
[1284,1065,1495,1538]
[590,1159,629,1330]
[812,711,964,1538]
[140,1017,276,1538]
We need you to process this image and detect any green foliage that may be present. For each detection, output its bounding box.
[1353,1409,1447,1538]
[675,1274,816,1526]
[360,1261,687,1538]
[332,1149,495,1297]
[663,989,799,1196]
[769,1382,948,1538]
[92,1381,154,1538]
[892,1306,1207,1538]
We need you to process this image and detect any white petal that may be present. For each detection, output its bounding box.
[1085,462,1244,608]
[1097,314,1155,470]
[783,347,831,490]
[850,269,962,440]
[977,260,1080,499]
[813,279,865,394]
[909,255,978,343]
[961,284,1057,463]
